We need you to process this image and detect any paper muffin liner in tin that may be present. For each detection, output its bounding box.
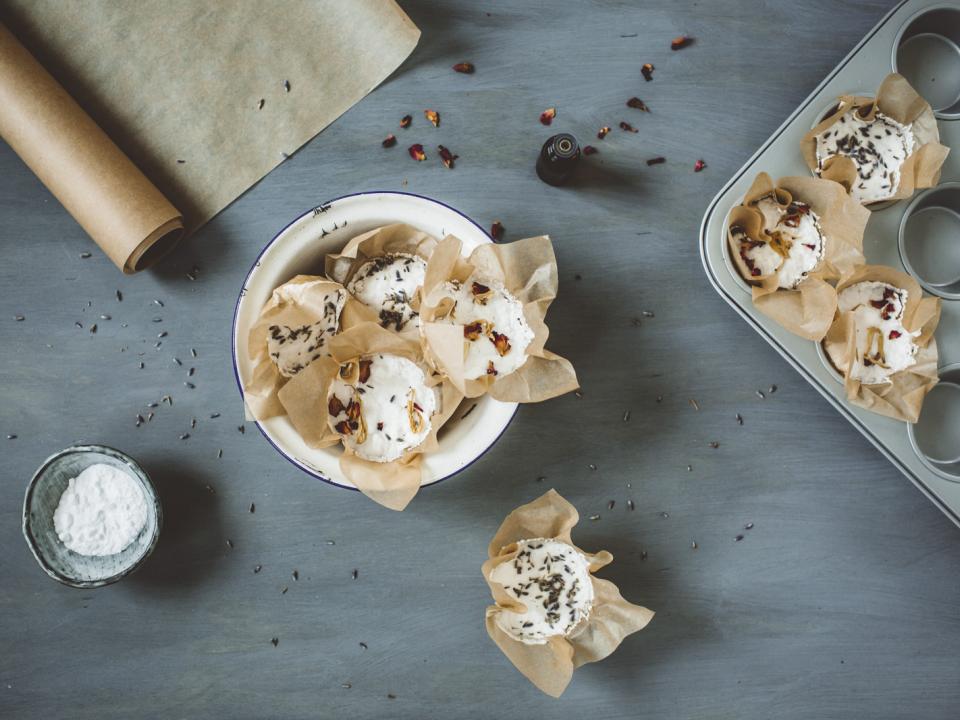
[277,322,462,511]
[800,73,950,206]
[481,489,654,698]
[823,265,941,423]
[418,234,579,402]
[243,275,369,421]
[324,222,439,336]
[726,172,869,341]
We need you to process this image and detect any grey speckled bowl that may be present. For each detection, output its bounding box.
[22,445,162,588]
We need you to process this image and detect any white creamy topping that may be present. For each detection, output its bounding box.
[53,463,149,557]
[346,253,427,331]
[268,289,345,377]
[489,538,594,645]
[837,281,919,385]
[735,196,825,288]
[436,276,535,379]
[815,109,915,204]
[327,353,437,462]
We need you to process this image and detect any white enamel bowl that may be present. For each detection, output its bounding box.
[232,191,519,491]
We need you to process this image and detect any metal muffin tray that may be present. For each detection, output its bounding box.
[700,0,960,525]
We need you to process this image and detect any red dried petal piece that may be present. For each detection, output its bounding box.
[889,330,902,340]
[464,322,484,341]
[335,420,353,436]
[694,159,707,172]
[438,144,458,169]
[490,331,511,357]
[583,145,598,155]
[452,62,475,74]
[539,107,556,125]
[486,360,498,376]
[646,156,666,166]
[328,395,345,416]
[408,144,426,161]
[671,35,694,50]
[400,114,412,129]
[358,359,373,384]
[490,221,505,241]
[424,109,440,127]
[619,121,638,133]
[597,126,610,139]
[641,63,655,81]
[626,97,650,112]
[382,134,397,148]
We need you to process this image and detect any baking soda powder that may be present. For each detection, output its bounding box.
[53,463,148,556]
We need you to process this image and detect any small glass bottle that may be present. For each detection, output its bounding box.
[536,133,580,186]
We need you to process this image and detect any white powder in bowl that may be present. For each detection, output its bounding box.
[53,463,149,557]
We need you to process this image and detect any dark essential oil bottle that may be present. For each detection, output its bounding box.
[536,133,580,186]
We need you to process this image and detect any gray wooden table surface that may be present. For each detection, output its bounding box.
[2,1,959,718]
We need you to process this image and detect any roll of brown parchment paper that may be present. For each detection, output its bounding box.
[0,22,183,273]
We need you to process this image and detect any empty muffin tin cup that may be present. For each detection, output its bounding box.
[908,364,960,480]
[893,5,960,120]
[898,183,960,299]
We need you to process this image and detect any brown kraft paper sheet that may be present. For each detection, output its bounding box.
[801,73,949,205]
[726,172,869,341]
[280,322,462,511]
[482,489,654,697]
[419,234,579,401]
[0,1,419,258]
[0,22,183,273]
[823,265,941,423]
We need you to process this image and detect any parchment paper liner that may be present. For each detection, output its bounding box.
[726,172,869,340]
[801,73,950,206]
[243,275,367,422]
[482,489,654,697]
[279,321,463,511]
[325,223,439,336]
[823,265,941,423]
[418,235,579,401]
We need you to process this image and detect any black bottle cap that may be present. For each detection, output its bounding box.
[536,133,580,186]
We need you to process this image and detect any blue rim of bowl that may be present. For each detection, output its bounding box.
[22,444,164,589]
[230,190,520,492]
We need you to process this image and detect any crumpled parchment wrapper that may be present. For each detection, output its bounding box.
[418,234,579,402]
[727,172,869,340]
[823,265,941,423]
[325,222,439,335]
[801,73,949,206]
[279,321,463,511]
[481,489,654,697]
[244,275,367,421]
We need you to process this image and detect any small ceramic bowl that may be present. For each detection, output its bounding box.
[232,191,519,492]
[22,445,162,588]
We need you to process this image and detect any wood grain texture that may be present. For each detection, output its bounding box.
[1,1,959,718]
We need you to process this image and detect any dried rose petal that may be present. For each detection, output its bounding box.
[539,107,556,126]
[597,126,610,140]
[408,144,426,161]
[438,144,458,169]
[328,395,345,416]
[619,121,638,133]
[464,321,485,341]
[335,420,353,436]
[641,63,655,81]
[626,97,650,112]
[889,330,902,340]
[671,35,693,50]
[452,62,475,74]
[583,145,598,155]
[345,399,362,422]
[382,134,397,148]
[694,158,707,172]
[486,361,498,376]
[424,109,440,127]
[490,221,505,241]
[490,331,511,356]
[646,156,666,166]
[400,114,412,129]
[358,359,373,384]
[472,281,491,297]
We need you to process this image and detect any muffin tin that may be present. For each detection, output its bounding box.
[700,0,960,525]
